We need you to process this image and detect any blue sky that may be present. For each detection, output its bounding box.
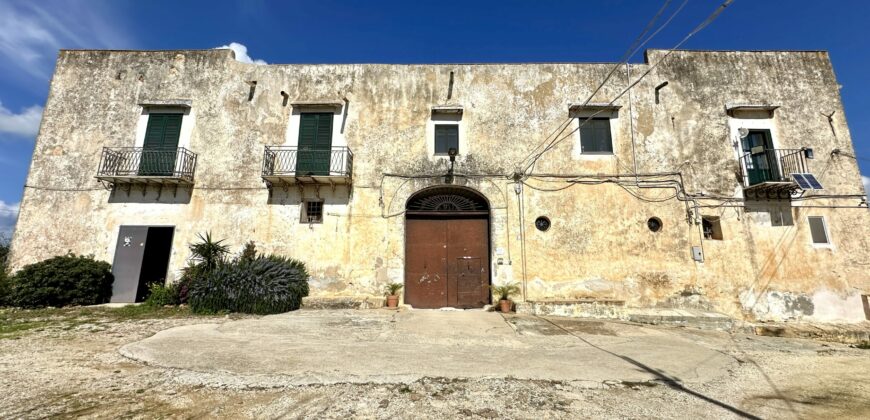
[1,0,869,235]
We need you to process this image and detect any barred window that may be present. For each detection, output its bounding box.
[303,201,323,224]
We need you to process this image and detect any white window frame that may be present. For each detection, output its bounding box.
[572,109,618,159]
[727,112,782,187]
[284,106,346,148]
[807,216,833,248]
[427,112,465,159]
[134,106,195,149]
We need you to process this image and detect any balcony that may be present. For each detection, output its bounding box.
[261,146,353,187]
[739,148,808,197]
[96,147,197,186]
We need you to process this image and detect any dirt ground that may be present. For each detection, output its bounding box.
[1,307,869,419]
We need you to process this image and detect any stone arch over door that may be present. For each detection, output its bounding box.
[404,186,491,309]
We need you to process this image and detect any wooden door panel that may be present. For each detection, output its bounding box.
[404,218,448,308]
[447,218,490,308]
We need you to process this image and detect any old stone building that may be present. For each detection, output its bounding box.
[8,48,870,321]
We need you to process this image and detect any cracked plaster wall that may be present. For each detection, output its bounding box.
[8,49,870,321]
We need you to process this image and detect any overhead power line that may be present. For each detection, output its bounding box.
[520,0,684,172]
[522,0,735,174]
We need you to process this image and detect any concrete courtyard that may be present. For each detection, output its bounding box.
[122,309,735,387]
[2,307,869,418]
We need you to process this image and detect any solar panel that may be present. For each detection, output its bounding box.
[791,173,823,190]
[803,173,823,190]
[791,173,812,190]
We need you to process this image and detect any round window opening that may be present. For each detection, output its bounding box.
[535,216,551,232]
[647,217,663,232]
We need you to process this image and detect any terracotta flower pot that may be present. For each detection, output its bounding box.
[386,295,399,308]
[499,299,512,313]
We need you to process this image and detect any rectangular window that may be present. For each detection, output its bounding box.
[302,201,323,224]
[808,216,830,244]
[579,118,613,154]
[702,216,723,240]
[434,124,459,155]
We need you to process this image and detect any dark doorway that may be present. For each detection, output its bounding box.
[110,226,175,303]
[404,187,491,309]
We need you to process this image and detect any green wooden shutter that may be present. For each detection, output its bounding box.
[742,130,778,185]
[296,113,333,175]
[140,113,183,176]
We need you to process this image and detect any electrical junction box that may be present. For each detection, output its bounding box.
[692,246,704,262]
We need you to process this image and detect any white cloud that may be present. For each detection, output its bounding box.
[0,200,19,239]
[0,101,43,137]
[0,1,134,80]
[215,42,267,65]
[863,176,870,204]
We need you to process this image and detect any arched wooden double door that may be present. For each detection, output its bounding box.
[404,186,491,309]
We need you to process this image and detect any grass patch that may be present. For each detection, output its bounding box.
[0,320,53,339]
[84,305,194,321]
[0,305,214,339]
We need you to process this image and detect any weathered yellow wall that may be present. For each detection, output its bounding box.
[9,49,870,321]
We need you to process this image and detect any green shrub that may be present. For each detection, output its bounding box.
[8,254,113,308]
[144,282,180,307]
[0,274,9,307]
[179,260,213,304]
[0,235,8,307]
[188,255,309,315]
[239,241,258,263]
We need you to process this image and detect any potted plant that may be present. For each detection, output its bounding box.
[384,282,403,308]
[491,282,520,313]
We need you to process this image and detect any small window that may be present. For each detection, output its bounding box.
[579,118,613,154]
[807,216,830,245]
[434,124,459,155]
[702,216,723,240]
[302,201,323,224]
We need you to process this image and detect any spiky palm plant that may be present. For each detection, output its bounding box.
[384,282,403,296]
[490,282,521,301]
[189,232,229,271]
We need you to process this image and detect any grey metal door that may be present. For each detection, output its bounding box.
[110,226,149,303]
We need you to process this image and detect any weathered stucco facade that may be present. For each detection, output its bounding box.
[9,48,870,321]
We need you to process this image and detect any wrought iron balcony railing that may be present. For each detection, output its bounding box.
[262,146,353,184]
[739,148,808,188]
[96,147,197,184]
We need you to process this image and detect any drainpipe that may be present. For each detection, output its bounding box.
[514,180,528,301]
[626,63,639,183]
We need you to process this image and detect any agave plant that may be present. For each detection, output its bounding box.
[490,282,521,301]
[187,254,310,315]
[384,282,403,296]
